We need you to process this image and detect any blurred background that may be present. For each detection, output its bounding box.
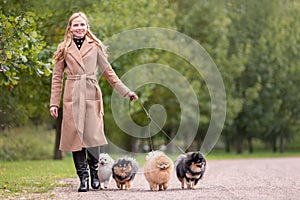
[1,0,299,161]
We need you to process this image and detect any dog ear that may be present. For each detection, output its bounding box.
[197,152,206,163]
[192,152,198,159]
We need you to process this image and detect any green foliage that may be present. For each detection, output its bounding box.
[0,126,55,161]
[0,6,51,86]
[226,0,300,153]
[0,0,299,156]
[0,0,53,129]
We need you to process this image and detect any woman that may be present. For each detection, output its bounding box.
[49,12,138,192]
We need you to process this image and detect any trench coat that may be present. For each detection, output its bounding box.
[50,36,131,152]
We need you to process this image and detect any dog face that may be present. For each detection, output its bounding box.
[156,155,173,171]
[99,153,114,167]
[185,152,206,173]
[113,159,133,177]
[112,157,138,180]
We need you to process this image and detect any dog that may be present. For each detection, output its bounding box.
[175,151,206,189]
[98,153,114,189]
[112,156,139,190]
[144,151,173,191]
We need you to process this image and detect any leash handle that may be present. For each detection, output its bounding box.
[130,96,134,101]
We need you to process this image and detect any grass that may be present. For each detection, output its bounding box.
[0,125,55,161]
[0,157,75,199]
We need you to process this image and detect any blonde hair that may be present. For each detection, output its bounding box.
[53,12,107,62]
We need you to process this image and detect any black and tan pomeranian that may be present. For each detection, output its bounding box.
[98,153,114,189]
[112,156,139,190]
[175,151,206,189]
[144,151,173,191]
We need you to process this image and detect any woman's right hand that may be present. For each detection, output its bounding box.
[50,106,59,118]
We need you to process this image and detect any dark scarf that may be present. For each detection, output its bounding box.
[73,36,85,50]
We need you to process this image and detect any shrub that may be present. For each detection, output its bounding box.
[0,125,55,161]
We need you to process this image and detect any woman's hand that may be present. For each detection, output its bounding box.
[128,91,138,101]
[50,106,59,118]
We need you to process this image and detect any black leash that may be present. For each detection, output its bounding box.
[131,98,185,154]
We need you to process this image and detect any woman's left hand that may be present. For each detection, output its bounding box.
[128,91,138,101]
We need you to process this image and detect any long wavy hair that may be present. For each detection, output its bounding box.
[53,12,107,63]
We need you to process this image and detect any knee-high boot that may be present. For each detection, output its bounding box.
[73,149,89,192]
[87,150,100,189]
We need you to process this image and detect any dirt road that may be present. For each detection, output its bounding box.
[45,157,300,199]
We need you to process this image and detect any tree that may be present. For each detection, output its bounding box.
[0,1,51,130]
[225,0,300,153]
[255,1,300,152]
[172,0,245,152]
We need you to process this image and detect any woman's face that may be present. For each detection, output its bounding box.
[70,16,88,38]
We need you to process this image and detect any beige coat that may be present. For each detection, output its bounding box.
[50,36,130,152]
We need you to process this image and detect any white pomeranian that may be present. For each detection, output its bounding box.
[98,153,114,189]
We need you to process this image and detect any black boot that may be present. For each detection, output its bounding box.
[87,150,100,189]
[73,149,89,192]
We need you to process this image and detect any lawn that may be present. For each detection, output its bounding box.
[0,157,75,199]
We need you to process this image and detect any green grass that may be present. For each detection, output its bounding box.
[0,157,75,199]
[0,125,55,161]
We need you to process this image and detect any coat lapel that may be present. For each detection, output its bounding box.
[80,36,94,58]
[67,36,94,72]
[68,41,85,71]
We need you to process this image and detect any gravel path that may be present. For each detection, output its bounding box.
[45,157,300,200]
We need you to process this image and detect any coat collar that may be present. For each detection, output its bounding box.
[80,36,94,57]
[68,36,94,71]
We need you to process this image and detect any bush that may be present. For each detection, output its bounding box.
[0,125,55,161]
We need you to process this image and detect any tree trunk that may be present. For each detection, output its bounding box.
[131,139,139,154]
[167,129,176,154]
[279,131,284,153]
[272,137,277,153]
[53,107,63,160]
[235,136,243,154]
[140,138,145,153]
[235,126,244,154]
[225,134,230,153]
[247,137,253,153]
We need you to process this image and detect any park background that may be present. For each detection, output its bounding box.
[1,0,300,158]
[0,0,300,198]
[0,0,300,161]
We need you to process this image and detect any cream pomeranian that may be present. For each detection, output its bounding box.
[144,151,174,191]
[98,153,114,189]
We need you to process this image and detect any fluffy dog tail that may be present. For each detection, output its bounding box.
[174,154,186,168]
[146,150,166,161]
[127,157,139,173]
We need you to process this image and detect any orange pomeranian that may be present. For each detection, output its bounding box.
[144,151,173,191]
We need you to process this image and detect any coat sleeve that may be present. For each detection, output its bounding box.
[97,46,131,97]
[50,56,65,107]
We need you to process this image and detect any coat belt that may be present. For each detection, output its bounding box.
[67,74,101,138]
